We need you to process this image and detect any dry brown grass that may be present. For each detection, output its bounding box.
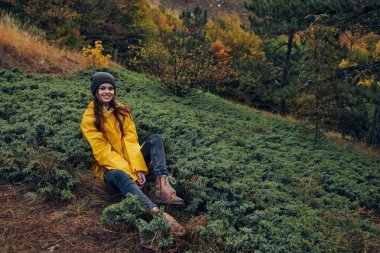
[323,130,380,159]
[270,111,380,158]
[223,97,380,159]
[0,174,142,253]
[0,13,83,75]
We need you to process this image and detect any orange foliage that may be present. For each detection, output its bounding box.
[293,33,302,44]
[210,38,232,65]
[339,32,380,68]
[339,31,365,48]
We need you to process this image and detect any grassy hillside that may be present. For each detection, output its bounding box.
[0,68,379,252]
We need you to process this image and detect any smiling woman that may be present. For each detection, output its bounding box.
[96,83,115,107]
[80,71,186,237]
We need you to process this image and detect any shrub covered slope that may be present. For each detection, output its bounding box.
[0,68,379,252]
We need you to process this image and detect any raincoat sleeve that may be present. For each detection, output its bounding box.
[122,116,148,174]
[80,109,132,172]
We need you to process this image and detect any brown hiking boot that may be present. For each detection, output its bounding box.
[151,207,186,237]
[154,175,185,206]
[162,212,186,237]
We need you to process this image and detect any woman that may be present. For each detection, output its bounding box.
[80,71,186,236]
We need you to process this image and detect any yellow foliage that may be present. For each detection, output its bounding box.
[374,41,380,60]
[338,59,357,68]
[82,41,111,68]
[362,32,380,51]
[151,7,184,36]
[128,41,170,75]
[339,31,380,65]
[358,78,374,87]
[357,77,380,87]
[350,44,371,63]
[206,12,265,62]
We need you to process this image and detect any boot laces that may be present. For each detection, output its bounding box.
[165,175,176,194]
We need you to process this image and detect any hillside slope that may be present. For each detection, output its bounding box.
[0,14,82,75]
[0,68,379,252]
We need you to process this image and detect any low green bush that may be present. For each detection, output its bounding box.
[101,194,173,249]
[0,67,379,251]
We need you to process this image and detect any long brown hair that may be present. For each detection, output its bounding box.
[93,95,132,136]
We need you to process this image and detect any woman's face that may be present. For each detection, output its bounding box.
[96,83,115,107]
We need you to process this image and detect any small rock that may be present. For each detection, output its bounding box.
[48,244,60,252]
[24,192,38,201]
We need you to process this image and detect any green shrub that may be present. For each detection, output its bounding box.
[101,194,146,225]
[101,194,173,249]
[0,67,379,251]
[136,215,173,248]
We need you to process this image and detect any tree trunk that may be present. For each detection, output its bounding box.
[368,101,380,147]
[315,94,321,144]
[331,82,346,139]
[279,29,294,116]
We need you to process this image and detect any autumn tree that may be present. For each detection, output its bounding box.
[245,0,318,115]
[206,12,264,65]
[72,0,159,64]
[206,12,266,103]
[245,0,380,116]
[117,0,159,46]
[72,0,125,57]
[295,24,343,142]
[5,0,83,47]
[369,93,380,147]
[128,7,183,76]
[151,6,184,37]
[295,22,380,142]
[337,32,380,142]
[154,6,211,95]
[126,6,208,95]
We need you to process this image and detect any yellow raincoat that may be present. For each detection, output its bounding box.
[80,101,148,182]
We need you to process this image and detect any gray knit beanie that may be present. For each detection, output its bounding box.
[90,72,116,95]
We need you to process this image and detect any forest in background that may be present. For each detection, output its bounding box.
[0,0,380,147]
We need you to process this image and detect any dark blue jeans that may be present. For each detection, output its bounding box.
[141,134,168,180]
[104,134,169,209]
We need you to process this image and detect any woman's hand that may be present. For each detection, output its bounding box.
[136,171,146,187]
